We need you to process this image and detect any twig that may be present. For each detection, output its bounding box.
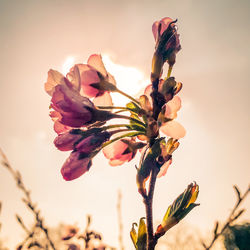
[0,147,56,250]
[117,190,125,250]
[144,167,159,250]
[202,185,250,250]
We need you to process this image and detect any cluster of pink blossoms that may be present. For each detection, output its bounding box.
[44,17,185,182]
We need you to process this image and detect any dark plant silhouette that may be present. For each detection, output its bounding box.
[202,185,250,250]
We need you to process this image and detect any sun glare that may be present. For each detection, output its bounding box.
[61,54,149,106]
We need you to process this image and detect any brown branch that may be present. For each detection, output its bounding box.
[144,167,159,250]
[0,147,56,250]
[202,185,250,250]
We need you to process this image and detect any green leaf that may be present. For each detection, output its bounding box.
[130,223,138,249]
[126,102,141,113]
[136,217,147,250]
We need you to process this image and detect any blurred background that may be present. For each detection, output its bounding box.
[0,0,249,249]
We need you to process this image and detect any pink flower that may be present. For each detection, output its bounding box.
[51,84,115,129]
[71,54,116,106]
[54,129,83,151]
[103,139,146,166]
[75,131,111,154]
[51,85,95,127]
[59,130,111,180]
[152,17,181,66]
[61,151,92,181]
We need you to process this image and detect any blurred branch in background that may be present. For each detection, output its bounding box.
[117,191,124,250]
[202,185,250,250]
[0,147,115,249]
[0,147,56,250]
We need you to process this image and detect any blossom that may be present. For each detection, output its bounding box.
[70,54,116,106]
[54,129,83,151]
[51,84,116,129]
[59,130,111,180]
[152,17,181,66]
[103,138,146,166]
[61,151,92,181]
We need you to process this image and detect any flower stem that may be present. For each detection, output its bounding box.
[116,88,141,105]
[167,66,173,79]
[144,166,159,250]
[114,114,146,128]
[97,106,128,110]
[101,131,144,149]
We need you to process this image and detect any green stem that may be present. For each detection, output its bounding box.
[167,66,173,79]
[116,88,141,105]
[101,131,144,149]
[97,106,128,110]
[114,114,146,128]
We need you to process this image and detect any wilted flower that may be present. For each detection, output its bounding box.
[152,17,181,67]
[155,182,199,237]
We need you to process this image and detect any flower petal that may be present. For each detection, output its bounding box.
[93,92,113,106]
[61,152,91,181]
[87,54,107,76]
[54,131,82,151]
[165,96,181,119]
[45,69,72,96]
[160,120,186,139]
[157,159,172,178]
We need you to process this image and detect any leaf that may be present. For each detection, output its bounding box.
[136,217,147,250]
[130,223,138,249]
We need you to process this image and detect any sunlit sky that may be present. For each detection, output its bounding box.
[0,0,249,249]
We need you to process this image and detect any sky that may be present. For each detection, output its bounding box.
[0,0,249,249]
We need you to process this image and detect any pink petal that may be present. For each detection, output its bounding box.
[152,17,173,42]
[159,17,174,36]
[87,54,107,77]
[80,69,101,97]
[152,20,160,41]
[107,73,116,86]
[45,69,71,96]
[103,140,128,159]
[54,121,71,134]
[165,96,182,119]
[160,120,186,139]
[157,159,172,178]
[54,132,82,151]
[66,65,81,92]
[61,152,91,181]
[93,92,113,106]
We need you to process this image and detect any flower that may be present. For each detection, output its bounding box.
[155,182,199,237]
[61,151,92,181]
[54,129,83,151]
[59,130,111,181]
[50,84,116,129]
[103,138,146,166]
[152,17,181,66]
[70,54,116,106]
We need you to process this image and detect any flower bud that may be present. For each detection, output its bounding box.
[155,182,199,238]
